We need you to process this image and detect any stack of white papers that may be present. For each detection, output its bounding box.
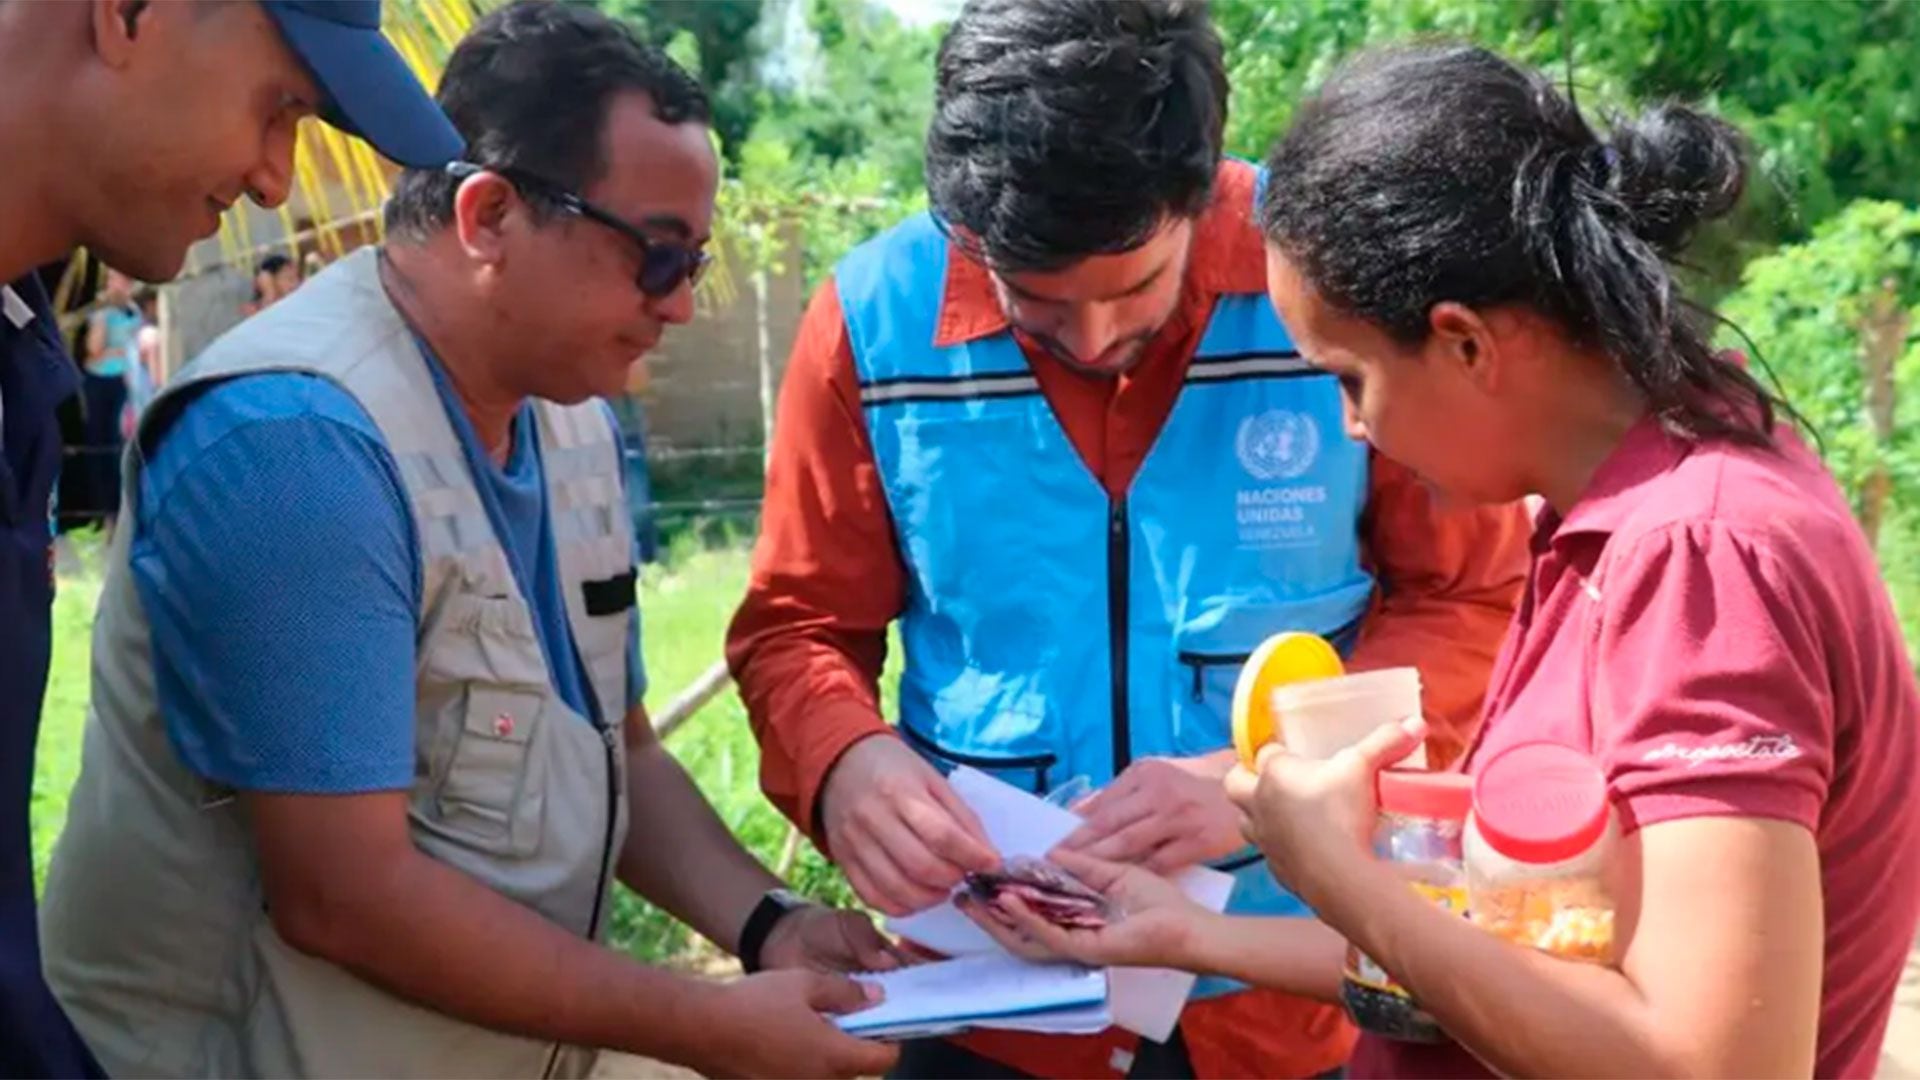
[874,767,1236,1043]
[835,952,1110,1041]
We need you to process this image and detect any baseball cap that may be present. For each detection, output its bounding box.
[261,0,465,169]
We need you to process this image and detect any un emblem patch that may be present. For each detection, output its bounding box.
[1236,410,1320,481]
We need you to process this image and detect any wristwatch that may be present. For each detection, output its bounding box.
[738,888,810,973]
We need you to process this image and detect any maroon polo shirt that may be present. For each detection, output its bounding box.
[1355,416,1920,1079]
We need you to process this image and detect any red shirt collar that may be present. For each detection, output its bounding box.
[1536,414,1696,547]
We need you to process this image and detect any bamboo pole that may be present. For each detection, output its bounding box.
[653,659,732,741]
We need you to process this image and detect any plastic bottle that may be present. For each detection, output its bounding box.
[1464,741,1617,964]
[1341,769,1473,1042]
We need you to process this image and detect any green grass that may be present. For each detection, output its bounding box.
[608,528,878,965]
[33,537,104,884]
[646,448,766,555]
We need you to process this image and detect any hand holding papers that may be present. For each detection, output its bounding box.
[877,768,1235,1042]
[834,952,1110,1041]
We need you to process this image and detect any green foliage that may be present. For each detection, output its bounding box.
[635,0,1919,302]
[748,0,941,198]
[1215,0,1920,276]
[1719,200,1920,527]
[725,130,925,288]
[589,0,770,160]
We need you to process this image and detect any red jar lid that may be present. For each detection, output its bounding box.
[1377,768,1473,821]
[1471,742,1610,864]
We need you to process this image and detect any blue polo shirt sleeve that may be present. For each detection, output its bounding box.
[131,373,420,794]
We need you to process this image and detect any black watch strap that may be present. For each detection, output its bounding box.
[738,888,807,973]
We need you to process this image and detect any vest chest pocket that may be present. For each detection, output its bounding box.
[418,594,552,858]
[1172,648,1246,757]
[1169,605,1365,757]
[430,686,548,856]
[899,721,1056,796]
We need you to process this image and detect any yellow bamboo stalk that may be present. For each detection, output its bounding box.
[299,130,345,259]
[51,251,90,317]
[319,124,376,223]
[276,203,301,263]
[387,25,442,89]
[230,197,255,262]
[350,141,390,214]
[412,0,462,57]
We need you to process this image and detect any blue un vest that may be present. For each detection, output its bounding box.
[838,205,1377,994]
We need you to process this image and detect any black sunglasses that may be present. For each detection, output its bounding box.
[445,161,709,299]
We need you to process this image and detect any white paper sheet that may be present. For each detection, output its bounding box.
[883,767,1236,1043]
[835,952,1108,1039]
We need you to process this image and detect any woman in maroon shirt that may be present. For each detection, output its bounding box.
[963,44,1920,1078]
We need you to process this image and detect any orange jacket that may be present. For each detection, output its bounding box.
[728,162,1530,1078]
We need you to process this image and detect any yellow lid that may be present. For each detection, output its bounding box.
[1230,632,1345,768]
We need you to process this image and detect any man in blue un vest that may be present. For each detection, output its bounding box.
[730,2,1534,1077]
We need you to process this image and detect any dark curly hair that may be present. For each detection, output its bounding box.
[925,0,1227,273]
[385,0,710,238]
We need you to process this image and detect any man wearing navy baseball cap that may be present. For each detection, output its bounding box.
[0,2,454,1076]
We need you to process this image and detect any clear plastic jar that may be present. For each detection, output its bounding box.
[1464,741,1617,964]
[1341,769,1473,1043]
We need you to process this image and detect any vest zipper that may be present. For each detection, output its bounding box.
[1108,498,1132,774]
[585,721,620,935]
[544,721,621,1080]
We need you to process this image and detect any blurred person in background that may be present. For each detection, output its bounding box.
[80,268,141,536]
[245,251,302,315]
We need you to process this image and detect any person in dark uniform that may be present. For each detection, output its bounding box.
[0,2,459,1074]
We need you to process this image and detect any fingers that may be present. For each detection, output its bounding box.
[830,1033,901,1079]
[988,894,1101,966]
[891,938,946,965]
[1058,788,1155,853]
[1252,741,1286,774]
[802,971,884,1016]
[840,826,946,916]
[898,792,998,876]
[954,894,1059,963]
[1343,715,1430,771]
[845,777,993,917]
[805,1009,901,1080]
[1140,835,1210,876]
[839,913,904,973]
[862,813,966,910]
[924,776,1000,871]
[1041,847,1131,893]
[1223,762,1259,809]
[1074,812,1176,864]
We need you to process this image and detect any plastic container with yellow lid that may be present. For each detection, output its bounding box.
[1230,631,1345,767]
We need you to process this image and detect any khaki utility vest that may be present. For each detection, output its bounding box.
[42,248,635,1079]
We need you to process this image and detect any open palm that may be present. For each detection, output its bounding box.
[957,849,1208,970]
